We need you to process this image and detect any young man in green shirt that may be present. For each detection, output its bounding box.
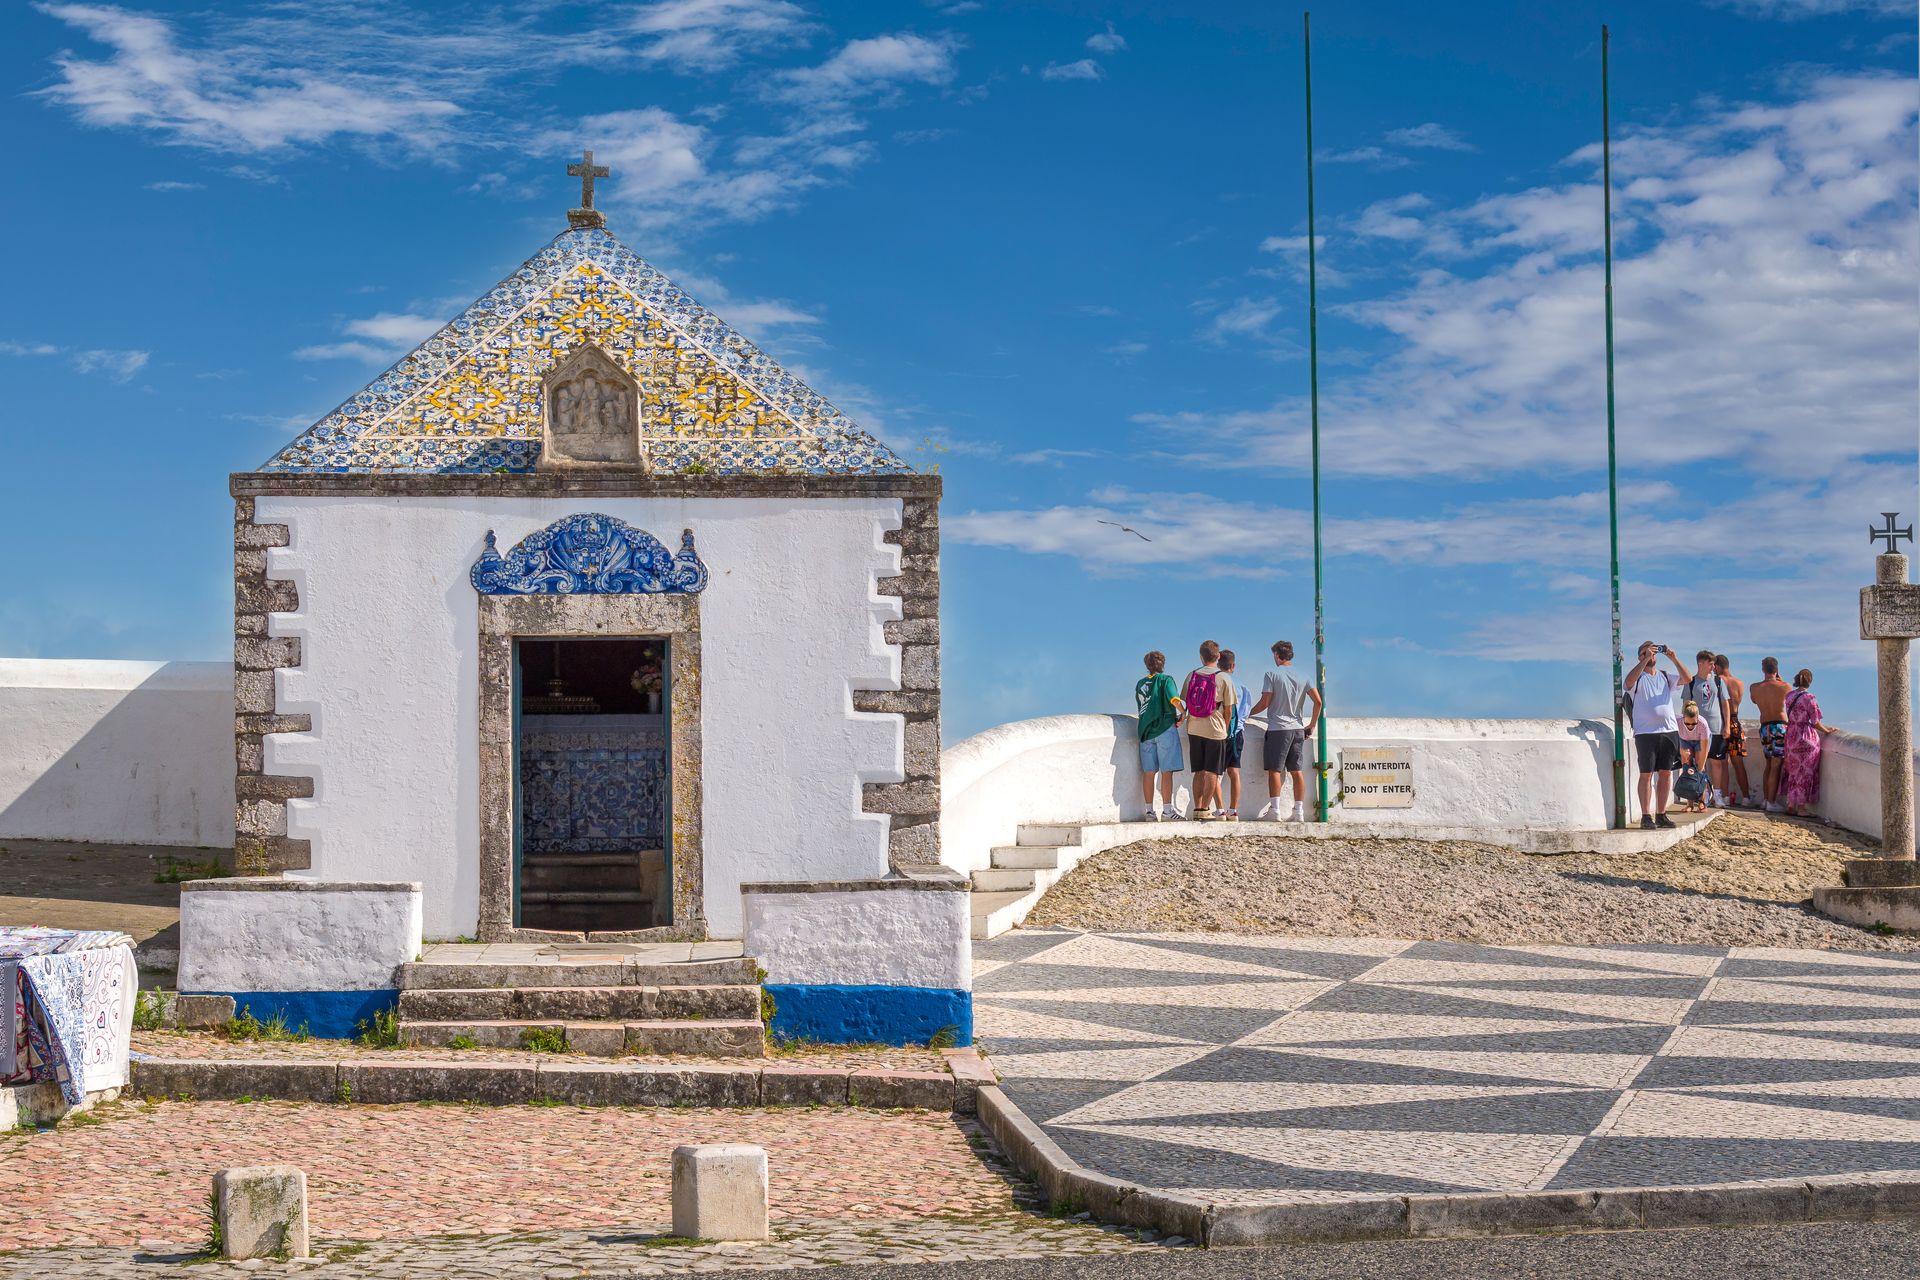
[1135,651,1183,821]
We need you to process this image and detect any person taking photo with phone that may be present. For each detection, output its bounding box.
[1625,640,1690,829]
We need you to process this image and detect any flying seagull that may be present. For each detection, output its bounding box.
[1097,519,1152,542]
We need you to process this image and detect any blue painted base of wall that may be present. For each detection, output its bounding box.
[765,984,972,1048]
[191,990,399,1042]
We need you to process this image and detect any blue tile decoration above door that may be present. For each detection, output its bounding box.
[472,514,708,596]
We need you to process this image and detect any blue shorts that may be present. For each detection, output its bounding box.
[1226,730,1244,769]
[1139,725,1183,774]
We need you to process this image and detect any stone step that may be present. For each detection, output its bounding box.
[399,1019,767,1058]
[1016,823,1082,847]
[518,890,653,905]
[520,855,646,894]
[969,890,1032,940]
[990,845,1066,870]
[970,866,1037,893]
[398,984,760,1022]
[397,957,758,991]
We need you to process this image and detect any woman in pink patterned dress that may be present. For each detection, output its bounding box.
[1780,668,1836,816]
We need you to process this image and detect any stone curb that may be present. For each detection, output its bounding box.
[974,1086,1920,1248]
[130,1057,974,1113]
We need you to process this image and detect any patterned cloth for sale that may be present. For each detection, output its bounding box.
[1,928,137,1105]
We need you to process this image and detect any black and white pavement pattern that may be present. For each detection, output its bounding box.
[973,930,1920,1203]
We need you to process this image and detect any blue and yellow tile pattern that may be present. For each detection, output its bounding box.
[263,228,909,475]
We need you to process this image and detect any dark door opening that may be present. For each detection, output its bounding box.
[512,636,670,934]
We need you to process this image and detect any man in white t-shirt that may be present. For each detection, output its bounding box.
[1249,640,1322,822]
[1626,639,1691,829]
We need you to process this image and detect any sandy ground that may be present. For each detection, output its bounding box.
[1024,811,1919,950]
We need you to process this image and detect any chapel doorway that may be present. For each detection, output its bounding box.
[512,636,670,933]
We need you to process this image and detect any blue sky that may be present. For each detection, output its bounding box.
[2,0,1915,742]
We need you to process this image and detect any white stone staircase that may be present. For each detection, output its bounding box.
[968,823,1089,940]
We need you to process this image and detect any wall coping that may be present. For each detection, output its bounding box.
[231,472,942,500]
[181,877,424,894]
[740,877,968,895]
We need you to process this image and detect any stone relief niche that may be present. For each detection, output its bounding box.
[540,343,644,470]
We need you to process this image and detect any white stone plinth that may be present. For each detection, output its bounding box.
[214,1165,310,1259]
[671,1144,769,1241]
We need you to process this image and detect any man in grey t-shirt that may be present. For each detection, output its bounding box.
[1248,640,1321,822]
[1682,649,1732,807]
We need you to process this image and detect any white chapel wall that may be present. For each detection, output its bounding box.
[0,658,233,847]
[255,494,905,939]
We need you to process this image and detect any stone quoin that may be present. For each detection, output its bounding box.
[176,168,960,1047]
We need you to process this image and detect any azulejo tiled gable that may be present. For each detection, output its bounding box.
[263,227,911,476]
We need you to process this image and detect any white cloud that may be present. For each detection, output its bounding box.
[1042,58,1104,82]
[1163,74,1918,482]
[1384,122,1473,152]
[4,340,147,380]
[774,33,961,105]
[69,348,149,380]
[1198,297,1293,351]
[294,309,447,363]
[36,3,462,153]
[144,179,202,190]
[623,0,816,70]
[1707,0,1911,16]
[1086,23,1126,53]
[1316,145,1410,169]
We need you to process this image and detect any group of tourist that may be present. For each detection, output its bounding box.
[1624,643,1837,828]
[1134,640,1323,822]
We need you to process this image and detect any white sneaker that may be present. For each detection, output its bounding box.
[1290,805,1307,823]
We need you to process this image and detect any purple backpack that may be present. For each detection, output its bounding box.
[1182,669,1219,720]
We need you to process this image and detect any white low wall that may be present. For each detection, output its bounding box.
[178,879,423,994]
[0,659,233,847]
[941,714,1624,875]
[1729,730,1919,841]
[741,880,970,990]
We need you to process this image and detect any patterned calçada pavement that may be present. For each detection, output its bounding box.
[973,930,1920,1204]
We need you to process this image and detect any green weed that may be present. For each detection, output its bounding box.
[132,990,168,1032]
[446,1033,479,1051]
[519,1026,568,1054]
[155,856,227,884]
[355,1006,401,1049]
[926,1025,959,1051]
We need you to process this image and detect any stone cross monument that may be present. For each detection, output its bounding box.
[1814,515,1920,929]
[567,150,611,230]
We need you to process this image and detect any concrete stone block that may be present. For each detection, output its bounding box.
[214,1166,309,1259]
[759,1066,850,1107]
[1405,1189,1642,1239]
[672,1144,769,1242]
[940,1048,996,1115]
[538,1065,760,1108]
[1207,1196,1409,1246]
[563,1023,627,1056]
[175,994,237,1030]
[133,1059,340,1104]
[1641,1183,1808,1230]
[232,670,277,713]
[1806,1176,1920,1222]
[849,1069,954,1111]
[1844,858,1920,888]
[1814,884,1920,931]
[887,823,940,864]
[338,1061,537,1105]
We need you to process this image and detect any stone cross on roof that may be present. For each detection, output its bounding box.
[566,150,611,230]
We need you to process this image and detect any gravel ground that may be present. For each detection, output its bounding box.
[1025,811,1920,950]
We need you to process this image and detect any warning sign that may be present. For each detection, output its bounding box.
[1340,746,1415,809]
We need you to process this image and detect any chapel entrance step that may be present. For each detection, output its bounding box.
[520,852,655,896]
[400,1018,767,1057]
[396,956,758,991]
[398,984,760,1022]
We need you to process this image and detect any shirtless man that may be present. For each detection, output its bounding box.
[1750,656,1793,813]
[1715,654,1753,807]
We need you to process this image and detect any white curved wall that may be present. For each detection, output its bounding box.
[941,713,1623,875]
[0,659,233,847]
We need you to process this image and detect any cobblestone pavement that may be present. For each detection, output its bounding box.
[132,1030,948,1073]
[0,1100,1154,1277]
[975,930,1920,1203]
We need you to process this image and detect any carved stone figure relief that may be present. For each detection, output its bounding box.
[540,344,643,469]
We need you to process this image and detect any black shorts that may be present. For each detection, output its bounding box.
[1263,728,1307,772]
[1189,734,1229,774]
[1708,734,1728,760]
[1225,730,1244,769]
[1635,731,1682,773]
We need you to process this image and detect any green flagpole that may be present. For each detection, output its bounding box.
[1304,12,1329,822]
[1603,24,1627,829]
